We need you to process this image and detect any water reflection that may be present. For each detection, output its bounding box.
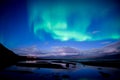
[0,60,120,80]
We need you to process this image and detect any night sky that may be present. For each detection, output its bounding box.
[0,0,120,51]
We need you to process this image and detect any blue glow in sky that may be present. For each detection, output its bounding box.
[0,0,120,50]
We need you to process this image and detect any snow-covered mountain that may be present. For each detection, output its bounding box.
[12,41,120,58]
[13,46,46,56]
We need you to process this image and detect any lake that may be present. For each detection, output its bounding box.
[0,60,120,80]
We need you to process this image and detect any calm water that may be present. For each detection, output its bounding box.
[0,60,120,80]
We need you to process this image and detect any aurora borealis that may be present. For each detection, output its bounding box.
[29,0,120,41]
[0,0,120,51]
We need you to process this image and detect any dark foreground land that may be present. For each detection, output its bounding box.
[80,60,120,68]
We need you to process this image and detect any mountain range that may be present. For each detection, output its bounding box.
[12,41,120,59]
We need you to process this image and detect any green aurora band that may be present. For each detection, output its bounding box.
[28,0,120,41]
